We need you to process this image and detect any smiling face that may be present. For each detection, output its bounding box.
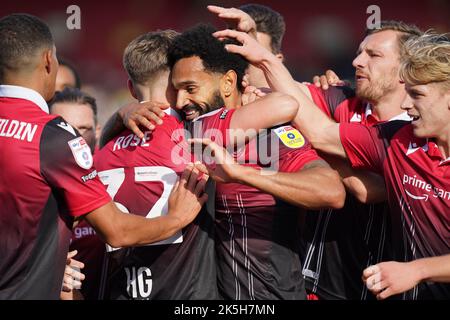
[352,30,404,103]
[171,56,225,121]
[402,82,450,139]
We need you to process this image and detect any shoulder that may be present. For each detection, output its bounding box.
[376,120,412,145]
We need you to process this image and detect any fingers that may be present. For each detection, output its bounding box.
[126,120,145,139]
[198,193,209,206]
[213,29,247,44]
[325,69,340,82]
[179,163,194,189]
[363,264,380,281]
[313,75,321,87]
[67,250,78,261]
[193,173,208,197]
[194,161,209,176]
[320,75,329,90]
[365,274,384,292]
[242,74,250,88]
[376,287,393,300]
[207,5,224,14]
[69,258,85,270]
[186,167,200,192]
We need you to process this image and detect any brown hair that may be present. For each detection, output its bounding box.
[123,30,179,85]
[239,4,285,54]
[366,20,423,54]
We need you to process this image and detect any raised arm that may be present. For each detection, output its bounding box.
[229,92,299,146]
[213,29,347,158]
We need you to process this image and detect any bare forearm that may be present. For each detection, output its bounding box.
[86,204,182,248]
[235,164,345,209]
[99,112,125,148]
[412,254,450,283]
[325,154,387,203]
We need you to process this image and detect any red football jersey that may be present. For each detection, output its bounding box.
[191,106,320,300]
[301,85,397,300]
[0,85,110,299]
[340,121,450,299]
[94,115,219,300]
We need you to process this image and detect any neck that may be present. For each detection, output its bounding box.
[435,129,450,160]
[370,89,407,121]
[3,72,48,101]
[223,92,242,110]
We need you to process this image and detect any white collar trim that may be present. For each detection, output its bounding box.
[365,103,412,122]
[0,85,49,114]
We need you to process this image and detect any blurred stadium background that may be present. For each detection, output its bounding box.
[1,0,449,126]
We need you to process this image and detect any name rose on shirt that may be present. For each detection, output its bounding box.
[113,131,151,151]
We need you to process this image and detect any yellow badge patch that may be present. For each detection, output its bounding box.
[273,125,305,149]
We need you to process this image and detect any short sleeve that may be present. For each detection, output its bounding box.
[40,117,111,217]
[339,123,386,173]
[307,84,356,121]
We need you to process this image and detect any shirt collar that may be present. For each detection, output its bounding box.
[426,140,450,165]
[0,85,49,114]
[365,103,412,122]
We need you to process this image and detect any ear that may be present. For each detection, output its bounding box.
[220,70,238,98]
[95,123,101,144]
[275,52,284,62]
[127,79,138,100]
[44,49,54,75]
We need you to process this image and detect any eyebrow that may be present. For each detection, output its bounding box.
[176,80,197,87]
[356,47,382,56]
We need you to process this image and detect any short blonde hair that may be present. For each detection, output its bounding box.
[400,32,450,90]
[123,30,179,85]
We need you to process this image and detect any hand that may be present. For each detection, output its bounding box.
[312,70,346,90]
[213,29,272,66]
[188,138,243,183]
[118,101,169,139]
[207,5,257,39]
[167,164,209,227]
[61,250,85,293]
[241,85,267,105]
[362,261,421,300]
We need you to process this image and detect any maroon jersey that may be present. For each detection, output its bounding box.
[69,220,105,300]
[191,107,320,300]
[341,120,450,299]
[299,85,403,299]
[95,115,218,300]
[0,85,110,299]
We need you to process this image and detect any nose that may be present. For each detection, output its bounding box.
[401,94,413,111]
[352,52,366,69]
[175,91,188,110]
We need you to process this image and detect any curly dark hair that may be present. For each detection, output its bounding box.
[168,24,249,91]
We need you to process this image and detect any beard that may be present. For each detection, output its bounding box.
[182,90,225,121]
[355,67,399,103]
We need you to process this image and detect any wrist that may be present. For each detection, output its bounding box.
[232,165,255,184]
[409,259,428,283]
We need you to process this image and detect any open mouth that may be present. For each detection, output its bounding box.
[183,108,201,121]
[408,114,420,122]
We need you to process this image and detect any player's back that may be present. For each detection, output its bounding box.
[95,115,218,300]
[0,95,82,299]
